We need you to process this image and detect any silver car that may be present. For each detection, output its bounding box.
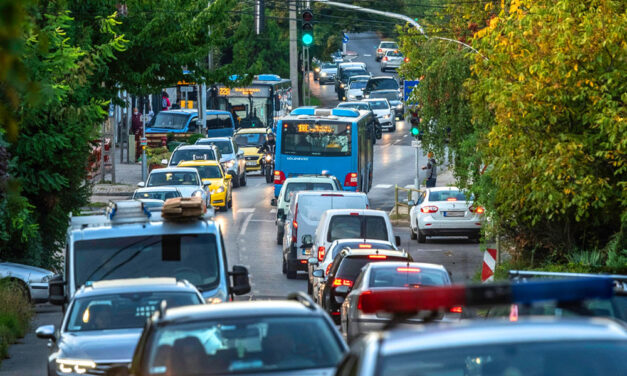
[195,137,247,187]
[375,40,399,61]
[380,50,405,72]
[36,278,204,376]
[368,89,404,119]
[318,62,338,85]
[0,260,53,302]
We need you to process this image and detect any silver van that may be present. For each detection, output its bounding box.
[282,191,369,279]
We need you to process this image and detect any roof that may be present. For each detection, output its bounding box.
[174,144,217,150]
[378,318,627,355]
[426,186,462,192]
[75,278,199,298]
[197,137,232,143]
[332,238,395,247]
[235,127,272,134]
[323,208,387,217]
[370,76,397,80]
[366,261,447,272]
[370,89,400,94]
[283,176,337,183]
[379,40,397,43]
[178,160,220,167]
[162,300,323,323]
[294,190,367,199]
[148,166,198,174]
[133,186,180,192]
[341,249,408,258]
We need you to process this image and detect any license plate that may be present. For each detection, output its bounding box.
[246,161,257,166]
[444,211,464,217]
[302,248,312,256]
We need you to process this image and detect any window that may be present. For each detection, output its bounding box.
[151,113,190,130]
[369,91,400,101]
[367,100,389,110]
[349,81,367,90]
[132,190,181,201]
[170,149,217,165]
[337,256,408,281]
[329,241,395,259]
[234,133,267,147]
[366,79,399,92]
[380,42,398,49]
[342,69,368,81]
[197,140,233,154]
[191,165,223,180]
[337,103,369,111]
[284,183,334,202]
[364,216,388,240]
[369,267,449,288]
[322,63,337,69]
[206,114,233,130]
[428,190,472,202]
[328,216,362,241]
[386,50,403,57]
[281,121,352,157]
[147,171,199,186]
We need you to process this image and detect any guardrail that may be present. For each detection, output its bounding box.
[394,185,422,218]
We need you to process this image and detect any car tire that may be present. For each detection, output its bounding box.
[232,172,240,188]
[276,231,283,245]
[286,267,297,280]
[410,225,417,240]
[307,279,313,295]
[282,257,287,274]
[380,67,384,72]
[240,170,247,186]
[228,195,233,209]
[418,231,427,243]
[390,124,396,132]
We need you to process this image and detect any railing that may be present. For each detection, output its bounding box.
[394,185,422,218]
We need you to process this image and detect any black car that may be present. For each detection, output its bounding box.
[115,293,348,376]
[315,249,412,324]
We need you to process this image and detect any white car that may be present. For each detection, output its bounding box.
[345,80,368,101]
[409,187,484,243]
[0,260,54,302]
[375,40,399,61]
[138,167,209,207]
[363,98,395,132]
[380,50,405,72]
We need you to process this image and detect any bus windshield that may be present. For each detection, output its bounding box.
[227,97,269,128]
[152,113,189,130]
[281,121,352,157]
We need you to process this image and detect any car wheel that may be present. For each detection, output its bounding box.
[232,172,240,188]
[228,194,233,209]
[380,67,384,72]
[390,124,396,132]
[240,170,247,186]
[276,231,283,245]
[282,257,287,274]
[418,231,427,243]
[410,225,417,240]
[286,266,297,280]
[307,279,313,295]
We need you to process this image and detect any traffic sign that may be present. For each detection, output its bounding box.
[343,33,349,42]
[140,137,147,146]
[411,140,420,148]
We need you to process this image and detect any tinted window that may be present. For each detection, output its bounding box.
[380,42,398,49]
[66,292,200,332]
[152,113,190,130]
[170,149,216,165]
[281,121,351,157]
[366,79,399,92]
[370,91,400,101]
[379,341,627,376]
[342,69,368,81]
[74,234,221,291]
[337,103,369,111]
[284,183,334,202]
[328,215,386,241]
[196,140,233,154]
[234,133,267,147]
[145,317,344,375]
[132,190,181,201]
[147,171,199,186]
[429,190,472,202]
[206,114,233,129]
[368,100,389,110]
[189,165,223,180]
[386,50,403,57]
[329,241,395,259]
[322,63,337,68]
[349,81,367,89]
[369,267,449,288]
[364,216,388,240]
[336,255,409,280]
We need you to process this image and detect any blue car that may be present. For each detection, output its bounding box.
[147,109,235,138]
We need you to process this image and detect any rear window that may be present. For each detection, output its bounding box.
[170,149,216,165]
[366,79,399,92]
[380,42,398,49]
[429,190,472,202]
[342,69,368,81]
[337,103,369,111]
[330,242,395,259]
[337,255,409,280]
[327,215,387,242]
[284,183,334,202]
[369,267,449,288]
[386,50,403,57]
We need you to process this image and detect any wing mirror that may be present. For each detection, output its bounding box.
[136,181,145,188]
[301,234,313,247]
[225,174,232,180]
[48,274,66,306]
[271,198,277,206]
[308,257,318,266]
[312,269,324,278]
[229,265,251,296]
[35,325,56,341]
[237,150,245,157]
[395,235,401,247]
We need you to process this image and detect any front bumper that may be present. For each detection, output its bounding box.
[244,156,261,171]
[30,282,49,302]
[378,118,394,128]
[210,190,228,207]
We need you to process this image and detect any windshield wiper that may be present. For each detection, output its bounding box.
[83,237,159,283]
[99,239,162,280]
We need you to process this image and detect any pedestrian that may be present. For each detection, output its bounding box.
[131,107,143,162]
[422,151,437,188]
[161,91,170,111]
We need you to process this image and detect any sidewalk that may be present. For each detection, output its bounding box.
[90,147,142,202]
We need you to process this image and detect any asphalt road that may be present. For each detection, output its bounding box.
[0,32,482,376]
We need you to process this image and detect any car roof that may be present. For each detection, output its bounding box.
[175,144,217,150]
[324,208,387,217]
[283,176,336,183]
[149,167,198,174]
[342,249,407,258]
[370,89,399,94]
[235,128,271,134]
[426,186,462,192]
[365,261,447,272]
[197,137,231,143]
[134,186,180,192]
[379,40,397,44]
[74,278,199,298]
[370,76,397,80]
[294,190,366,199]
[332,238,394,246]
[162,300,323,323]
[378,318,627,356]
[178,160,220,167]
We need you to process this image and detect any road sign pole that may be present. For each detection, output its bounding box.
[141,102,147,182]
[412,139,420,191]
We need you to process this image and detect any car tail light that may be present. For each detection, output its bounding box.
[377,48,382,52]
[368,254,387,259]
[344,173,358,187]
[397,267,421,273]
[317,246,325,262]
[274,170,286,185]
[332,278,353,288]
[326,264,332,275]
[404,57,409,63]
[450,306,463,313]
[291,203,298,243]
[321,193,344,197]
[358,244,372,249]
[383,56,389,61]
[470,206,485,214]
[447,197,457,201]
[357,290,372,311]
[420,206,438,213]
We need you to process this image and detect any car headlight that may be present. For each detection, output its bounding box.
[396,104,403,110]
[216,186,225,193]
[192,190,204,198]
[340,83,345,88]
[224,159,235,168]
[40,274,52,283]
[56,358,96,374]
[348,95,355,99]
[384,114,390,119]
[314,67,321,72]
[320,72,327,77]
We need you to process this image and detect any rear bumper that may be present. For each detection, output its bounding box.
[421,228,481,237]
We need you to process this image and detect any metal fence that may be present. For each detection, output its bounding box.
[394,185,422,218]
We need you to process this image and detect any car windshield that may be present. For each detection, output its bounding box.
[65,292,201,332]
[342,69,368,81]
[284,182,334,202]
[170,149,217,165]
[337,103,369,111]
[144,316,344,376]
[350,81,367,89]
[386,51,403,57]
[234,133,267,147]
[379,341,627,376]
[327,215,388,242]
[336,255,408,281]
[370,91,400,101]
[367,79,399,91]
[189,165,223,180]
[281,120,351,157]
[369,267,449,288]
[197,140,233,154]
[132,190,181,201]
[429,190,472,202]
[329,241,395,259]
[74,234,221,291]
[380,42,398,49]
[206,114,233,130]
[322,63,337,69]
[152,113,190,130]
[368,100,389,110]
[147,171,199,187]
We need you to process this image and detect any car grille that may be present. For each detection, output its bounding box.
[86,362,130,375]
[245,156,259,161]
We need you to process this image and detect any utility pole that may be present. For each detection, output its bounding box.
[289,0,299,107]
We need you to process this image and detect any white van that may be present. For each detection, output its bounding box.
[282,191,369,279]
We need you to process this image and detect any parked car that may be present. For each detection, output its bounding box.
[196,137,247,187]
[375,40,399,61]
[409,187,484,243]
[282,192,370,279]
[0,260,53,303]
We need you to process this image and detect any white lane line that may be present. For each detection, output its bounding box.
[403,134,408,138]
[239,214,254,236]
[404,184,416,189]
[269,208,277,213]
[237,208,255,213]
[250,219,275,223]
[373,184,393,189]
[394,139,401,144]
[364,54,372,57]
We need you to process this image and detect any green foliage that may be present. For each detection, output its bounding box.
[0,280,33,363]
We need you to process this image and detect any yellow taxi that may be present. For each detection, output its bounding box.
[233,127,274,173]
[177,160,232,211]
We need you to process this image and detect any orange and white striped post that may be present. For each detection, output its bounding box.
[481,248,497,282]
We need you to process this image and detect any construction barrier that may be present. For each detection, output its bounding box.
[481,248,498,282]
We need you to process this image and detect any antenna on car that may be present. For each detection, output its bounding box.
[157,299,167,319]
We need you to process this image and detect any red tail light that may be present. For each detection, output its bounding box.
[274,170,286,184]
[377,48,382,52]
[357,290,372,311]
[300,260,308,264]
[397,267,421,273]
[383,56,389,61]
[450,306,463,313]
[344,173,358,187]
[420,206,438,213]
[317,246,325,262]
[404,57,409,63]
[470,206,485,214]
[368,254,387,259]
[332,278,353,288]
[291,203,298,243]
[358,244,372,249]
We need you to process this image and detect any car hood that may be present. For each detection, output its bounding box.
[202,178,226,188]
[166,185,202,197]
[0,262,52,277]
[241,147,262,156]
[209,367,336,376]
[347,88,364,95]
[219,153,236,162]
[372,109,391,117]
[321,68,336,74]
[58,329,142,362]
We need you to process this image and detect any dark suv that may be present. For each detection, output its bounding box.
[113,293,348,376]
[315,248,412,323]
[364,76,399,98]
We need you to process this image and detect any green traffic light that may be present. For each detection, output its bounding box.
[302,33,313,46]
[411,127,420,136]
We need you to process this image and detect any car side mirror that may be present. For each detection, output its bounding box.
[277,209,285,219]
[35,325,56,341]
[395,235,401,247]
[48,275,66,306]
[188,122,197,132]
[161,159,168,165]
[308,257,318,266]
[271,198,277,207]
[312,269,324,278]
[335,285,350,296]
[225,174,232,180]
[203,183,211,190]
[105,366,131,376]
[301,234,313,247]
[230,265,251,296]
[237,150,244,156]
[408,200,415,206]
[136,181,145,188]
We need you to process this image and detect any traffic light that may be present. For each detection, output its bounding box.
[302,9,313,46]
[411,122,420,137]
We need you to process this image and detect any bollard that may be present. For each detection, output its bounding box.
[394,185,399,218]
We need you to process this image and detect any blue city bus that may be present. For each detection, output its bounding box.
[273,107,374,197]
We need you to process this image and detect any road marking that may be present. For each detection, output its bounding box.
[403,134,408,138]
[269,208,277,213]
[394,139,401,144]
[250,219,275,223]
[239,214,253,236]
[237,208,255,213]
[373,184,393,189]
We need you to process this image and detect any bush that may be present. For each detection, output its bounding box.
[0,280,33,362]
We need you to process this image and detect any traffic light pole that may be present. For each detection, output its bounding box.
[289,0,300,107]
